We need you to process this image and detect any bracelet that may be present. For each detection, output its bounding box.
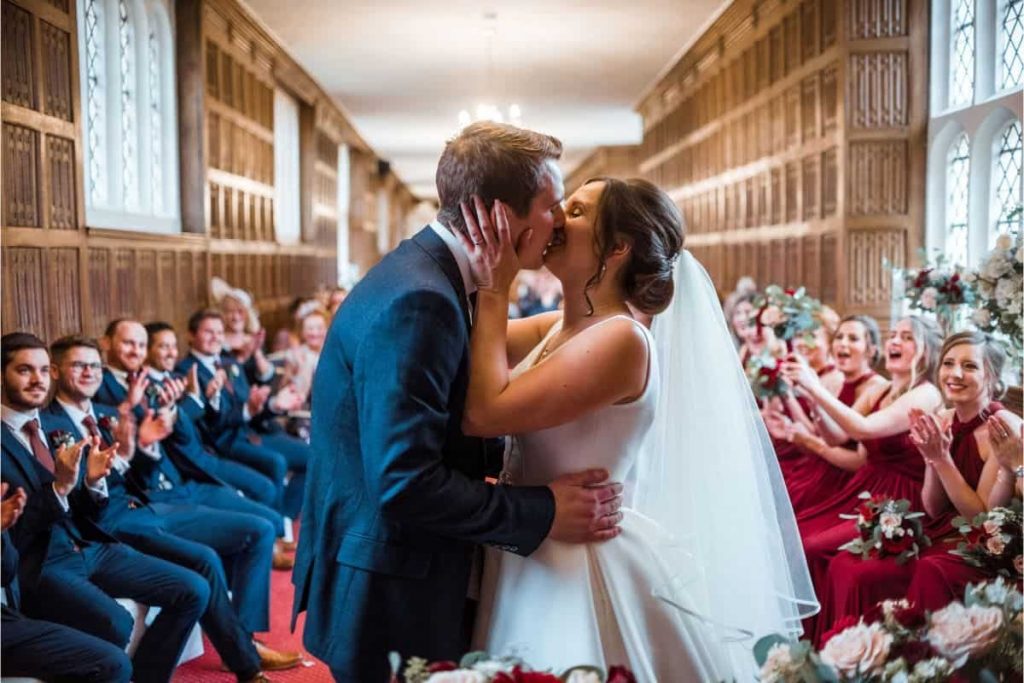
[1015,465,1024,480]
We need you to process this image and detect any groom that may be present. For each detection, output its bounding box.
[293,122,624,682]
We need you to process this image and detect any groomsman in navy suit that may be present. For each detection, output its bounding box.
[1,484,132,682]
[41,334,300,678]
[176,309,309,521]
[143,320,280,511]
[0,333,208,683]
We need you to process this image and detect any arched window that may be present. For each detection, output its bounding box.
[77,0,180,232]
[992,119,1023,244]
[1000,0,1024,91]
[946,134,971,265]
[950,0,977,107]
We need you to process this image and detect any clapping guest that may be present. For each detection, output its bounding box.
[1,482,133,682]
[42,333,298,680]
[902,333,1022,611]
[780,316,943,633]
[1,333,208,683]
[143,322,281,511]
[212,278,276,387]
[327,286,348,316]
[280,302,329,408]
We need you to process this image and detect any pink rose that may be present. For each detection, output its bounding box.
[919,287,939,311]
[927,603,1003,661]
[983,520,1002,535]
[759,642,798,683]
[986,535,1006,556]
[819,621,892,677]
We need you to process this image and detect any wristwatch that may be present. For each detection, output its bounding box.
[1015,465,1024,480]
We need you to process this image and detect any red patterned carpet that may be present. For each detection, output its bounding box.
[173,558,333,682]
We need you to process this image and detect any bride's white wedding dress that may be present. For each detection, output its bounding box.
[472,315,734,683]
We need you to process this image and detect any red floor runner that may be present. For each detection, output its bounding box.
[173,560,332,682]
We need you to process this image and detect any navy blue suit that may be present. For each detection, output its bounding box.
[292,227,556,681]
[175,354,309,517]
[1,530,132,682]
[1,413,208,683]
[40,401,275,655]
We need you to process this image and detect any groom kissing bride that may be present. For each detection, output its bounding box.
[294,122,817,682]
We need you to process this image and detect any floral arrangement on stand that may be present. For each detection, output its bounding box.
[897,252,976,335]
[755,578,1023,682]
[393,651,636,683]
[746,285,822,399]
[950,499,1023,581]
[838,493,930,565]
[966,231,1023,369]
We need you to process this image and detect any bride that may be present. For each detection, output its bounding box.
[453,178,818,681]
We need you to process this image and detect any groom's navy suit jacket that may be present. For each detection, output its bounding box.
[292,226,556,680]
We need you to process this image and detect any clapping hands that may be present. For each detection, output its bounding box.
[1,483,28,532]
[908,408,952,465]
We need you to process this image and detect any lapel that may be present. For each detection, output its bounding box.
[42,401,85,441]
[100,369,128,404]
[0,423,45,492]
[412,226,472,331]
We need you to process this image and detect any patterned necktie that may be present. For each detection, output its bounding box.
[81,414,110,449]
[21,419,55,473]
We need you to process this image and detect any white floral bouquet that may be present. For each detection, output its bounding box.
[754,578,1023,682]
[950,499,1023,581]
[839,492,930,565]
[393,651,636,683]
[966,231,1023,363]
[898,252,976,335]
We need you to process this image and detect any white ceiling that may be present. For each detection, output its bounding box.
[244,0,727,199]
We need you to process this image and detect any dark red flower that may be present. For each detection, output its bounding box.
[892,639,935,665]
[493,674,515,683]
[892,603,926,630]
[427,661,458,673]
[882,532,915,555]
[784,288,797,296]
[607,666,638,683]
[965,527,986,546]
[857,502,877,523]
[913,269,932,288]
[821,615,860,646]
[48,429,74,450]
[510,668,560,683]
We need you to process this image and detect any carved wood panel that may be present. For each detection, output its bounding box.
[137,250,158,322]
[112,249,135,320]
[848,140,908,215]
[40,20,72,121]
[1,0,35,109]
[847,228,906,306]
[849,0,907,39]
[3,124,40,226]
[48,247,81,339]
[88,248,111,334]
[3,247,47,337]
[46,134,76,228]
[848,51,908,129]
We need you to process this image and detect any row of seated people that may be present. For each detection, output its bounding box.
[0,305,319,682]
[728,297,1023,646]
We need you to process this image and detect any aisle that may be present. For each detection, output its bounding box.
[173,561,331,682]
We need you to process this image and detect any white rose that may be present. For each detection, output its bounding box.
[879,512,903,535]
[820,621,893,677]
[983,519,1002,535]
[919,287,939,311]
[973,308,992,328]
[927,603,1004,661]
[759,642,795,683]
[910,657,954,682]
[472,660,513,677]
[929,270,945,284]
[995,278,1017,307]
[426,671,488,683]
[986,535,1007,555]
[565,671,602,683]
[996,234,1013,251]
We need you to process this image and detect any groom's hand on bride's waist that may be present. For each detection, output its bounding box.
[546,468,623,544]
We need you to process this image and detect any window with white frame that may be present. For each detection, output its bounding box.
[927,0,1024,267]
[992,119,1023,244]
[1000,0,1024,91]
[78,0,180,233]
[947,134,972,265]
[950,0,977,108]
[273,89,301,245]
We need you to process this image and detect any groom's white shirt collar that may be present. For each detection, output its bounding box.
[430,220,476,297]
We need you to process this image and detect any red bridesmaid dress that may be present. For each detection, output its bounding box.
[812,402,1000,644]
[783,372,873,514]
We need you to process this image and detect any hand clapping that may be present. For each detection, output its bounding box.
[987,413,1023,475]
[1,482,28,532]
[908,407,952,465]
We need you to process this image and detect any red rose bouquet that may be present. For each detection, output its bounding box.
[839,492,930,565]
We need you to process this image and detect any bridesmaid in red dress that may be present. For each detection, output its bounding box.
[779,316,943,623]
[814,331,1017,642]
[765,315,888,513]
[902,333,1023,611]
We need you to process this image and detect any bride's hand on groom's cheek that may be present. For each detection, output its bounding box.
[458,197,520,293]
[547,468,624,544]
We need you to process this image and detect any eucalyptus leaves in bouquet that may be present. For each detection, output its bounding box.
[750,285,823,352]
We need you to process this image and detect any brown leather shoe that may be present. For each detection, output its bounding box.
[252,640,302,671]
[272,549,294,570]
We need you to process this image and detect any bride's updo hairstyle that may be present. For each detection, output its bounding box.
[584,177,684,316]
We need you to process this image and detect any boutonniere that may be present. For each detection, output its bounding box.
[97,415,119,432]
[48,429,74,450]
[229,364,240,378]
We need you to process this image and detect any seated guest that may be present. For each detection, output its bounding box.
[97,319,292,573]
[780,316,943,633]
[280,302,329,408]
[1,483,132,683]
[327,286,348,316]
[143,321,281,512]
[1,332,208,683]
[903,333,1022,611]
[213,278,277,387]
[42,334,299,678]
[177,309,308,524]
[766,315,887,513]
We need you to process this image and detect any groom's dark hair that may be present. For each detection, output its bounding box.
[435,122,563,236]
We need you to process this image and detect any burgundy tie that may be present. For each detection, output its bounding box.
[126,370,139,385]
[22,419,55,473]
[214,360,235,395]
[81,414,110,449]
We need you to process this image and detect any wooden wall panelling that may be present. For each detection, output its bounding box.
[3,247,47,337]
[847,228,906,307]
[47,246,81,339]
[88,247,111,336]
